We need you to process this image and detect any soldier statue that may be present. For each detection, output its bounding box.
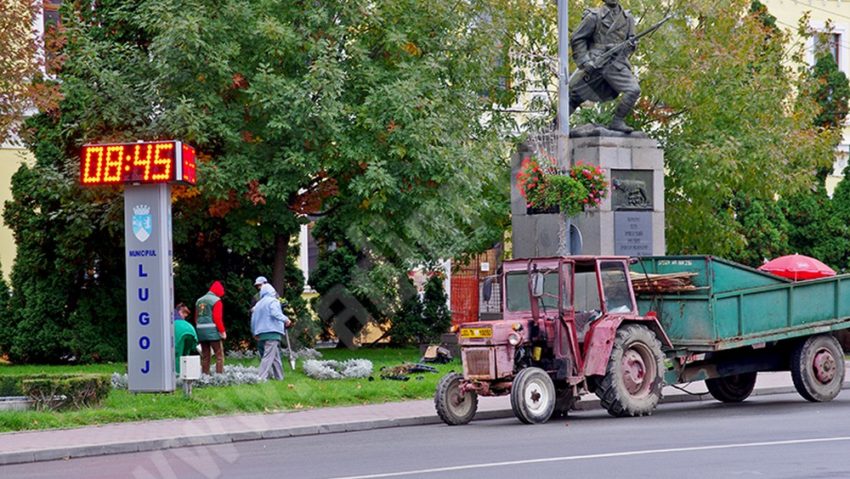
[569,0,641,133]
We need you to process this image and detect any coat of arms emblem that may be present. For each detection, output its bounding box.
[132,204,152,242]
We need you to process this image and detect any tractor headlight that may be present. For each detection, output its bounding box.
[508,332,522,346]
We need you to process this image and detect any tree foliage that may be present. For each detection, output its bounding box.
[809,39,850,131]
[726,194,790,267]
[634,0,838,255]
[827,167,850,272]
[390,273,451,345]
[725,13,850,270]
[0,0,64,144]
[780,186,850,271]
[1,0,529,361]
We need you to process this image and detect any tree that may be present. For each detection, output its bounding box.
[389,277,426,345]
[809,38,850,131]
[829,166,850,272]
[420,273,452,342]
[727,194,790,267]
[628,0,837,255]
[752,21,850,271]
[0,0,62,144]
[779,185,850,271]
[144,0,516,344]
[390,271,451,345]
[0,0,40,143]
[2,0,527,361]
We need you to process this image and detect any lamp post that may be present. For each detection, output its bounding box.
[558,0,569,145]
[557,0,572,256]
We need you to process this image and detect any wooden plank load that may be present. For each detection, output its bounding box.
[630,271,699,293]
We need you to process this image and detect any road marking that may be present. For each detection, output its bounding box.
[328,436,850,479]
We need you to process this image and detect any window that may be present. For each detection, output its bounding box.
[42,0,62,74]
[505,268,559,312]
[814,32,841,64]
[43,0,62,30]
[600,261,634,313]
[505,271,531,312]
[573,270,601,313]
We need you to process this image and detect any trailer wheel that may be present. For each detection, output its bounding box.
[791,334,845,402]
[434,373,478,425]
[597,324,665,417]
[510,367,556,424]
[706,372,757,403]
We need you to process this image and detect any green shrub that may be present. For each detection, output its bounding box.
[20,374,111,411]
[391,274,452,345]
[0,375,22,396]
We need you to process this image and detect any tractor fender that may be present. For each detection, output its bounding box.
[582,315,671,377]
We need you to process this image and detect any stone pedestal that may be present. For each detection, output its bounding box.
[510,132,665,258]
[571,134,665,256]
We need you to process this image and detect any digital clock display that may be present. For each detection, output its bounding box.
[80,140,197,186]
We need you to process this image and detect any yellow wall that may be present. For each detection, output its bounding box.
[0,146,32,278]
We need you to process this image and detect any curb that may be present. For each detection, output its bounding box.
[1,381,847,467]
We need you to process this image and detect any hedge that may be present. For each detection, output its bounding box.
[0,375,21,396]
[16,374,111,411]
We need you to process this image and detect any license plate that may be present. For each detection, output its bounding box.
[461,327,492,339]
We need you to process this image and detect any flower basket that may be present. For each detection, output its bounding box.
[517,155,608,216]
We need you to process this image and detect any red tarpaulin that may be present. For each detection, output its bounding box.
[758,254,836,281]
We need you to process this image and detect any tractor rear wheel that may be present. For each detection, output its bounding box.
[791,334,845,402]
[510,367,556,424]
[434,373,478,425]
[706,372,757,403]
[596,324,665,417]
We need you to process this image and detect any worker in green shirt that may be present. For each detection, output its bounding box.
[173,303,198,374]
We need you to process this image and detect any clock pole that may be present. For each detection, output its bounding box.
[124,183,175,392]
[80,139,196,393]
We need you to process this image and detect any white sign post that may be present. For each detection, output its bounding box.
[124,184,175,392]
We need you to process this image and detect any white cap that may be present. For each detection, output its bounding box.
[254,276,268,286]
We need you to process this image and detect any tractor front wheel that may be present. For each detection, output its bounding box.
[510,367,556,424]
[434,373,478,425]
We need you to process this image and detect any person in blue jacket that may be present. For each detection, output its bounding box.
[251,283,291,380]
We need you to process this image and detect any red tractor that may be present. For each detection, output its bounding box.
[435,255,670,424]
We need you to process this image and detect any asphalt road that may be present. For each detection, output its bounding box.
[3,392,850,479]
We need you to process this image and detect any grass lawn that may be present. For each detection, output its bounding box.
[0,347,461,432]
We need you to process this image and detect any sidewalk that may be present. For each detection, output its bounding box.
[1,367,848,466]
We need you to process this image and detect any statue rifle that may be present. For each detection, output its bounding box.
[594,14,673,66]
[570,14,673,84]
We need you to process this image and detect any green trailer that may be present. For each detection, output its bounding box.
[633,255,849,403]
